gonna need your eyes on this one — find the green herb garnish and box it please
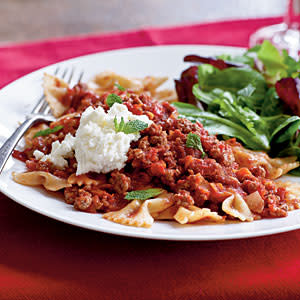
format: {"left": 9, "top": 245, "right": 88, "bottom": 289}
{"left": 125, "top": 188, "right": 164, "bottom": 200}
{"left": 186, "top": 132, "right": 205, "bottom": 157}
{"left": 114, "top": 83, "right": 126, "bottom": 91}
{"left": 33, "top": 125, "right": 64, "bottom": 138}
{"left": 107, "top": 94, "right": 123, "bottom": 107}
{"left": 114, "top": 117, "right": 148, "bottom": 134}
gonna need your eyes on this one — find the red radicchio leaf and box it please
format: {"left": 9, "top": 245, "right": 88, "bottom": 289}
{"left": 275, "top": 77, "right": 300, "bottom": 116}
{"left": 184, "top": 54, "right": 244, "bottom": 70}
{"left": 175, "top": 66, "right": 198, "bottom": 104}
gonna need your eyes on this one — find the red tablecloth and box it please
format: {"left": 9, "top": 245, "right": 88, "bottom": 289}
{"left": 1, "top": 17, "right": 300, "bottom": 300}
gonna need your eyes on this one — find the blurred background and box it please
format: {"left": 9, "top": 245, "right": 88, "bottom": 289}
{"left": 1, "top": 0, "right": 286, "bottom": 42}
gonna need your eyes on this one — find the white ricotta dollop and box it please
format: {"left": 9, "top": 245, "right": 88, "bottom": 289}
{"left": 34, "top": 103, "right": 151, "bottom": 175}
{"left": 33, "top": 133, "right": 75, "bottom": 169}
{"left": 74, "top": 103, "right": 151, "bottom": 175}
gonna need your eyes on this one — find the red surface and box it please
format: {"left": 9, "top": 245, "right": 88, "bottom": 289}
{"left": 1, "top": 17, "right": 300, "bottom": 300}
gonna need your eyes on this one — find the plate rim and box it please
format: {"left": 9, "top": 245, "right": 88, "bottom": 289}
{"left": 0, "top": 44, "right": 299, "bottom": 241}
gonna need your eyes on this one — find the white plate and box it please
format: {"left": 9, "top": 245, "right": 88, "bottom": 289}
{"left": 1, "top": 44, "right": 300, "bottom": 241}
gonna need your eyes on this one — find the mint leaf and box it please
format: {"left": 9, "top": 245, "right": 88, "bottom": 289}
{"left": 114, "top": 116, "right": 125, "bottom": 132}
{"left": 114, "top": 117, "right": 148, "bottom": 134}
{"left": 33, "top": 125, "right": 63, "bottom": 138}
{"left": 125, "top": 188, "right": 164, "bottom": 200}
{"left": 114, "top": 83, "right": 126, "bottom": 91}
{"left": 107, "top": 94, "right": 123, "bottom": 107}
{"left": 186, "top": 133, "right": 205, "bottom": 157}
{"left": 123, "top": 120, "right": 148, "bottom": 134}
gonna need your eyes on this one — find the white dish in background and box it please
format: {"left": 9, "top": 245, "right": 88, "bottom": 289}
{"left": 0, "top": 44, "right": 300, "bottom": 241}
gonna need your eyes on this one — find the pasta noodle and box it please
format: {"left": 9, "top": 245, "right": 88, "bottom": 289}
{"left": 153, "top": 89, "right": 177, "bottom": 102}
{"left": 153, "top": 205, "right": 179, "bottom": 220}
{"left": 229, "top": 142, "right": 299, "bottom": 179}
{"left": 173, "top": 206, "right": 224, "bottom": 224}
{"left": 92, "top": 71, "right": 144, "bottom": 92}
{"left": 90, "top": 71, "right": 177, "bottom": 102}
{"left": 222, "top": 193, "right": 253, "bottom": 221}
{"left": 43, "top": 73, "right": 69, "bottom": 117}
{"left": 146, "top": 193, "right": 174, "bottom": 214}
{"left": 67, "top": 174, "right": 101, "bottom": 186}
{"left": 12, "top": 171, "right": 71, "bottom": 191}
{"left": 276, "top": 181, "right": 300, "bottom": 210}
{"left": 103, "top": 200, "right": 154, "bottom": 228}
{"left": 103, "top": 193, "right": 173, "bottom": 228}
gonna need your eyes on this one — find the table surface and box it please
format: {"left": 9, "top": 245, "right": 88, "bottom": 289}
{"left": 1, "top": 0, "right": 286, "bottom": 42}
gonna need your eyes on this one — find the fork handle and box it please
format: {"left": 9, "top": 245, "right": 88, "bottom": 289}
{"left": 0, "top": 117, "right": 41, "bottom": 173}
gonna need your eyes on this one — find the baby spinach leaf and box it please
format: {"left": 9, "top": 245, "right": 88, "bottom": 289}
{"left": 173, "top": 101, "right": 270, "bottom": 150}
{"left": 288, "top": 167, "right": 300, "bottom": 176}
{"left": 274, "top": 119, "right": 300, "bottom": 144}
{"left": 261, "top": 87, "right": 283, "bottom": 116}
{"left": 181, "top": 112, "right": 270, "bottom": 150}
{"left": 193, "top": 85, "right": 226, "bottom": 106}
{"left": 217, "top": 54, "right": 255, "bottom": 68}
{"left": 237, "top": 84, "right": 256, "bottom": 98}
{"left": 192, "top": 84, "right": 215, "bottom": 105}
{"left": 269, "top": 115, "right": 300, "bottom": 140}
{"left": 172, "top": 102, "right": 203, "bottom": 115}
{"left": 277, "top": 146, "right": 300, "bottom": 158}
{"left": 197, "top": 64, "right": 267, "bottom": 110}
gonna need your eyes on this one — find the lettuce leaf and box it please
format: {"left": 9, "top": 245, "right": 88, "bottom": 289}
{"left": 196, "top": 64, "right": 267, "bottom": 111}
{"left": 257, "top": 40, "right": 287, "bottom": 82}
{"left": 217, "top": 53, "right": 255, "bottom": 68}
{"left": 261, "top": 87, "right": 283, "bottom": 116}
{"left": 269, "top": 116, "right": 300, "bottom": 142}
{"left": 256, "top": 40, "right": 300, "bottom": 83}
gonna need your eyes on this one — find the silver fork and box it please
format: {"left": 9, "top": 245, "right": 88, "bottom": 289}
{"left": 0, "top": 67, "right": 83, "bottom": 173}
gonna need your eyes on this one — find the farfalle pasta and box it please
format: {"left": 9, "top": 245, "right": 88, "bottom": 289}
{"left": 12, "top": 171, "right": 71, "bottom": 191}
{"left": 227, "top": 139, "right": 300, "bottom": 179}
{"left": 173, "top": 206, "right": 224, "bottom": 224}
{"left": 43, "top": 73, "right": 69, "bottom": 117}
{"left": 90, "top": 71, "right": 177, "bottom": 103}
{"left": 103, "top": 193, "right": 173, "bottom": 228}
{"left": 11, "top": 71, "right": 300, "bottom": 228}
{"left": 222, "top": 193, "right": 253, "bottom": 222}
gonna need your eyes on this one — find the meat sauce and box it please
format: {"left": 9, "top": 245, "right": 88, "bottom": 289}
{"left": 13, "top": 84, "right": 289, "bottom": 218}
